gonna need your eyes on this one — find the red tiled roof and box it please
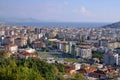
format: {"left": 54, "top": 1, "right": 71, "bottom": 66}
{"left": 20, "top": 51, "right": 37, "bottom": 57}
{"left": 78, "top": 67, "right": 97, "bottom": 74}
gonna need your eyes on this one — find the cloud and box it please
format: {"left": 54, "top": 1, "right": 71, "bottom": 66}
{"left": 80, "top": 7, "right": 89, "bottom": 15}
{"left": 74, "top": 6, "right": 91, "bottom": 16}
{"left": 63, "top": 1, "right": 69, "bottom": 6}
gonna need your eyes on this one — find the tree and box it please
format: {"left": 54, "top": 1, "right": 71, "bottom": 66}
{"left": 27, "top": 36, "right": 32, "bottom": 48}
{"left": 92, "top": 51, "right": 103, "bottom": 60}
{"left": 0, "top": 50, "right": 11, "bottom": 58}
{"left": 21, "top": 58, "right": 58, "bottom": 80}
{"left": 54, "top": 63, "right": 66, "bottom": 74}
{"left": 74, "top": 73, "right": 87, "bottom": 80}
{"left": 76, "top": 39, "right": 82, "bottom": 45}
{"left": 0, "top": 59, "right": 45, "bottom": 80}
{"left": 54, "top": 34, "right": 59, "bottom": 39}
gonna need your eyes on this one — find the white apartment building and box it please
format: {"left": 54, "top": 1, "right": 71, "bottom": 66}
{"left": 77, "top": 44, "right": 92, "bottom": 59}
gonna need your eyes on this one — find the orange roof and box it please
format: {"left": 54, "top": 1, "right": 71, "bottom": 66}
{"left": 85, "top": 67, "right": 97, "bottom": 73}
{"left": 79, "top": 67, "right": 97, "bottom": 73}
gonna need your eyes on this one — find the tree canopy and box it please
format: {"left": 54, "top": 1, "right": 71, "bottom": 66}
{"left": 92, "top": 51, "right": 103, "bottom": 60}
{"left": 0, "top": 51, "right": 87, "bottom": 80}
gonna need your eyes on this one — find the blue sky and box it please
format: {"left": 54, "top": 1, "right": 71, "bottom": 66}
{"left": 0, "top": 0, "right": 120, "bottom": 22}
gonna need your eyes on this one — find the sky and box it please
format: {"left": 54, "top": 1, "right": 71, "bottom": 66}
{"left": 0, "top": 0, "right": 120, "bottom": 22}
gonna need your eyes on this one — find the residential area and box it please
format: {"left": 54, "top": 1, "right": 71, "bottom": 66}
{"left": 0, "top": 25, "right": 120, "bottom": 80}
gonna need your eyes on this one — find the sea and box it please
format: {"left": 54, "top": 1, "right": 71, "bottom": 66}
{"left": 6, "top": 22, "right": 110, "bottom": 28}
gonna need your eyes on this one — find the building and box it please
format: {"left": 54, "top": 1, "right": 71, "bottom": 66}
{"left": 32, "top": 40, "right": 46, "bottom": 50}
{"left": 68, "top": 42, "right": 73, "bottom": 54}
{"left": 18, "top": 48, "right": 37, "bottom": 59}
{"left": 14, "top": 38, "right": 27, "bottom": 47}
{"left": 77, "top": 44, "right": 92, "bottom": 59}
{"left": 0, "top": 30, "right": 5, "bottom": 36}
{"left": 3, "top": 36, "right": 14, "bottom": 45}
{"left": 19, "top": 51, "right": 37, "bottom": 59}
{"left": 0, "top": 36, "right": 4, "bottom": 46}
{"left": 47, "top": 58, "right": 55, "bottom": 63}
{"left": 37, "top": 33, "right": 43, "bottom": 39}
{"left": 78, "top": 66, "right": 97, "bottom": 75}
{"left": 108, "top": 41, "right": 120, "bottom": 48}
{"left": 104, "top": 51, "right": 118, "bottom": 66}
{"left": 59, "top": 41, "right": 69, "bottom": 53}
{"left": 5, "top": 44, "right": 18, "bottom": 54}
{"left": 99, "top": 39, "right": 109, "bottom": 47}
{"left": 35, "top": 28, "right": 41, "bottom": 34}
{"left": 72, "top": 63, "right": 81, "bottom": 70}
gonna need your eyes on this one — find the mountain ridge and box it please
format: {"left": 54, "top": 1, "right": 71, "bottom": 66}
{"left": 102, "top": 21, "right": 120, "bottom": 28}
{"left": 0, "top": 17, "right": 41, "bottom": 23}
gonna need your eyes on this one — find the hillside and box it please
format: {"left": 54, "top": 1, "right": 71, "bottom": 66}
{"left": 102, "top": 21, "right": 120, "bottom": 28}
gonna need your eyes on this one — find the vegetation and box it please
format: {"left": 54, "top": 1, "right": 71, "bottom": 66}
{"left": 76, "top": 39, "right": 82, "bottom": 45}
{"left": 92, "top": 51, "right": 103, "bottom": 60}
{"left": 0, "top": 59, "right": 45, "bottom": 80}
{"left": 0, "top": 50, "right": 11, "bottom": 58}
{"left": 53, "top": 63, "right": 68, "bottom": 74}
{"left": 27, "top": 37, "right": 32, "bottom": 48}
{"left": 0, "top": 50, "right": 86, "bottom": 80}
{"left": 74, "top": 73, "right": 87, "bottom": 80}
{"left": 0, "top": 57, "right": 58, "bottom": 80}
{"left": 54, "top": 34, "right": 59, "bottom": 39}
{"left": 64, "top": 58, "right": 79, "bottom": 63}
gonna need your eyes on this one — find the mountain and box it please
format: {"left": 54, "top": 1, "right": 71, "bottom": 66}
{"left": 102, "top": 21, "right": 120, "bottom": 28}
{"left": 0, "top": 17, "right": 40, "bottom": 23}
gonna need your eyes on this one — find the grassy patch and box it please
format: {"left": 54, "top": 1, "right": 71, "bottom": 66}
{"left": 64, "top": 58, "right": 79, "bottom": 63}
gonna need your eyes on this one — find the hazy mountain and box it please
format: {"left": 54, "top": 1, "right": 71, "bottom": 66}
{"left": 102, "top": 21, "right": 120, "bottom": 28}
{"left": 0, "top": 17, "right": 40, "bottom": 23}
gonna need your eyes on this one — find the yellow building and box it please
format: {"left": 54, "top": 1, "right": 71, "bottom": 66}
{"left": 108, "top": 42, "right": 120, "bottom": 48}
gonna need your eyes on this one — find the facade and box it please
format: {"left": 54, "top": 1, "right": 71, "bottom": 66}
{"left": 77, "top": 44, "right": 92, "bottom": 59}
{"left": 0, "top": 30, "right": 5, "bottom": 36}
{"left": 78, "top": 48, "right": 92, "bottom": 59}
{"left": 14, "top": 38, "right": 27, "bottom": 47}
{"left": 5, "top": 44, "right": 18, "bottom": 54}
{"left": 73, "top": 63, "right": 81, "bottom": 70}
{"left": 19, "top": 51, "right": 37, "bottom": 59}
{"left": 108, "top": 42, "right": 120, "bottom": 48}
{"left": 58, "top": 41, "right": 75, "bottom": 54}
{"left": 104, "top": 51, "right": 118, "bottom": 66}
{"left": 37, "top": 33, "right": 43, "bottom": 39}
{"left": 18, "top": 48, "right": 37, "bottom": 59}
{"left": 32, "top": 40, "right": 46, "bottom": 50}
{"left": 0, "top": 36, "right": 3, "bottom": 46}
{"left": 3, "top": 36, "right": 14, "bottom": 45}
{"left": 68, "top": 42, "right": 73, "bottom": 54}
{"left": 99, "top": 39, "right": 109, "bottom": 47}
{"left": 59, "top": 41, "right": 69, "bottom": 53}
{"left": 0, "top": 36, "right": 2, "bottom": 46}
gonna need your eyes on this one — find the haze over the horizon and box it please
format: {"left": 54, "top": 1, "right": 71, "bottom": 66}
{"left": 0, "top": 0, "right": 120, "bottom": 22}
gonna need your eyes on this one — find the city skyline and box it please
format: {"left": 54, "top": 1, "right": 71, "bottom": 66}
{"left": 0, "top": 0, "right": 120, "bottom": 22}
